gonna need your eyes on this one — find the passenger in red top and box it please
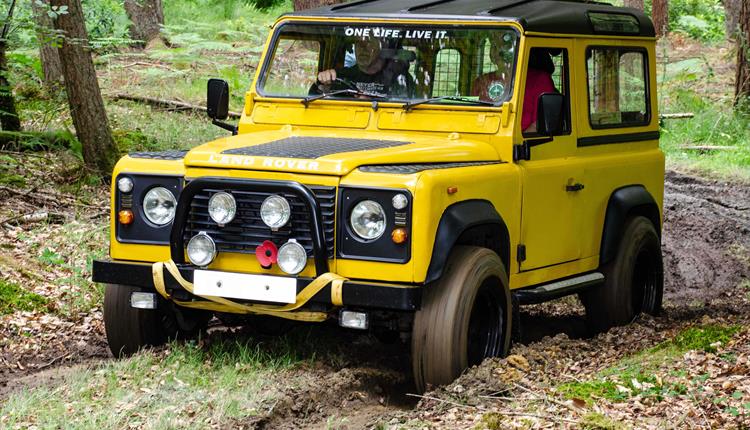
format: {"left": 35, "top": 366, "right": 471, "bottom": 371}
{"left": 521, "top": 49, "right": 558, "bottom": 132}
{"left": 522, "top": 68, "right": 556, "bottom": 131}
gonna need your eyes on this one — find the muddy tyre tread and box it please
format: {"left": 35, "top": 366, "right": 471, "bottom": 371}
{"left": 411, "top": 246, "right": 511, "bottom": 393}
{"left": 582, "top": 216, "right": 663, "bottom": 333}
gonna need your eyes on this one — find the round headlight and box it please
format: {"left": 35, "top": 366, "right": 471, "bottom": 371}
{"left": 208, "top": 192, "right": 236, "bottom": 225}
{"left": 117, "top": 177, "right": 133, "bottom": 193}
{"left": 277, "top": 240, "right": 307, "bottom": 275}
{"left": 350, "top": 200, "right": 386, "bottom": 240}
{"left": 143, "top": 187, "right": 177, "bottom": 226}
{"left": 187, "top": 232, "right": 216, "bottom": 267}
{"left": 261, "top": 195, "right": 291, "bottom": 229}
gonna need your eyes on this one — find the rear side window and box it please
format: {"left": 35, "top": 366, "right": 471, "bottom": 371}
{"left": 586, "top": 47, "right": 649, "bottom": 128}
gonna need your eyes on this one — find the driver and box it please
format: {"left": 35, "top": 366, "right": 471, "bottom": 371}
{"left": 316, "top": 37, "right": 412, "bottom": 97}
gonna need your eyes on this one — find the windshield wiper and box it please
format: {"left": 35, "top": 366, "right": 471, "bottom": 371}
{"left": 402, "top": 96, "right": 496, "bottom": 112}
{"left": 302, "top": 89, "right": 387, "bottom": 107}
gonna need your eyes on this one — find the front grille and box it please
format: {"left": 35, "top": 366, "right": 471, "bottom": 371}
{"left": 184, "top": 185, "right": 336, "bottom": 258}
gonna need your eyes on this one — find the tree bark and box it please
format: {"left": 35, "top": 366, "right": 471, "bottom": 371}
{"left": 736, "top": 0, "right": 750, "bottom": 105}
{"left": 724, "top": 0, "right": 742, "bottom": 40}
{"left": 652, "top": 0, "right": 669, "bottom": 38}
{"left": 293, "top": 0, "right": 344, "bottom": 11}
{"left": 51, "top": 0, "right": 118, "bottom": 176}
{"left": 123, "top": 0, "right": 164, "bottom": 47}
{"left": 31, "top": 0, "right": 64, "bottom": 88}
{"left": 0, "top": 0, "right": 21, "bottom": 132}
{"left": 624, "top": 0, "right": 644, "bottom": 11}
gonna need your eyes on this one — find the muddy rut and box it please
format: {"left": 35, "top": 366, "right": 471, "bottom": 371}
{"left": 1, "top": 170, "right": 749, "bottom": 428}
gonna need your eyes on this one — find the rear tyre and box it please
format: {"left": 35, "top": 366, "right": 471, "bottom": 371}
{"left": 411, "top": 246, "right": 511, "bottom": 393}
{"left": 580, "top": 216, "right": 663, "bottom": 334}
{"left": 103, "top": 284, "right": 210, "bottom": 357}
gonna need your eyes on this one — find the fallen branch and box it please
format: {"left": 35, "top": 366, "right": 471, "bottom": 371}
{"left": 494, "top": 410, "right": 579, "bottom": 424}
{"left": 660, "top": 112, "right": 694, "bottom": 120}
{"left": 513, "top": 383, "right": 582, "bottom": 413}
{"left": 0, "top": 185, "right": 107, "bottom": 211}
{"left": 37, "top": 353, "right": 73, "bottom": 370}
{"left": 405, "top": 393, "right": 471, "bottom": 410}
{"left": 111, "top": 94, "right": 242, "bottom": 119}
{"left": 681, "top": 145, "right": 736, "bottom": 152}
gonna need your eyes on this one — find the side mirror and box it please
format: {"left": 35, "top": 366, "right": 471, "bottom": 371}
{"left": 207, "top": 78, "right": 230, "bottom": 120}
{"left": 536, "top": 93, "right": 565, "bottom": 136}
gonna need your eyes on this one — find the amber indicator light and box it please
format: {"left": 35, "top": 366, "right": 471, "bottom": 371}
{"left": 447, "top": 186, "right": 458, "bottom": 195}
{"left": 391, "top": 228, "right": 408, "bottom": 244}
{"left": 118, "top": 210, "right": 134, "bottom": 225}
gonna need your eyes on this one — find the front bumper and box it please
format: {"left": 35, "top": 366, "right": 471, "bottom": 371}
{"left": 92, "top": 259, "right": 421, "bottom": 312}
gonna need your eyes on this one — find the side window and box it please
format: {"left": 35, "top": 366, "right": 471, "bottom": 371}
{"left": 522, "top": 48, "right": 570, "bottom": 135}
{"left": 263, "top": 39, "right": 321, "bottom": 96}
{"left": 433, "top": 48, "right": 461, "bottom": 97}
{"left": 587, "top": 47, "right": 649, "bottom": 128}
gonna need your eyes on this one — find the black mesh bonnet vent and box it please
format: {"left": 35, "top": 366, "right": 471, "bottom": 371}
{"left": 222, "top": 136, "right": 413, "bottom": 159}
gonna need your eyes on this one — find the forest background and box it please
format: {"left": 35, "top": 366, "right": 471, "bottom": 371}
{"left": 0, "top": 0, "right": 748, "bottom": 428}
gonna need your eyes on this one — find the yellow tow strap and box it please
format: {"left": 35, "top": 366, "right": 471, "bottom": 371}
{"left": 152, "top": 260, "right": 347, "bottom": 322}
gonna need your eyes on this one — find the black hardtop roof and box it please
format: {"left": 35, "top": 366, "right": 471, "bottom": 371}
{"left": 285, "top": 0, "right": 655, "bottom": 37}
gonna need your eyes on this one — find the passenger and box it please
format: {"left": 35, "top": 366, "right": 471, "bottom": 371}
{"left": 472, "top": 32, "right": 516, "bottom": 103}
{"left": 316, "top": 37, "right": 413, "bottom": 97}
{"left": 521, "top": 49, "right": 558, "bottom": 132}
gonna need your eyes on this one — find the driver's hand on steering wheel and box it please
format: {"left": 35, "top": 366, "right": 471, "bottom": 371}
{"left": 317, "top": 69, "right": 337, "bottom": 85}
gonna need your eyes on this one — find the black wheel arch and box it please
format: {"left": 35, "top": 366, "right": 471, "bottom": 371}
{"left": 425, "top": 199, "right": 511, "bottom": 285}
{"left": 600, "top": 185, "right": 661, "bottom": 266}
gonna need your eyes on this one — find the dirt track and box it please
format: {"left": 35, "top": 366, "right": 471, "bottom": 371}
{"left": 1, "top": 170, "right": 749, "bottom": 428}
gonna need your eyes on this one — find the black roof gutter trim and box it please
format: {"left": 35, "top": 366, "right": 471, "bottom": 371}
{"left": 280, "top": 12, "right": 521, "bottom": 22}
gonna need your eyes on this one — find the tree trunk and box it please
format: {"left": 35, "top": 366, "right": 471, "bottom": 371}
{"left": 123, "top": 0, "right": 164, "bottom": 47}
{"left": 31, "top": 0, "right": 64, "bottom": 89}
{"left": 293, "top": 0, "right": 344, "bottom": 11}
{"left": 724, "top": 0, "right": 742, "bottom": 40}
{"left": 0, "top": 0, "right": 20, "bottom": 132}
{"left": 624, "top": 0, "right": 644, "bottom": 11}
{"left": 51, "top": 0, "right": 118, "bottom": 176}
{"left": 0, "top": 40, "right": 21, "bottom": 131}
{"left": 736, "top": 0, "right": 750, "bottom": 106}
{"left": 652, "top": 0, "right": 669, "bottom": 37}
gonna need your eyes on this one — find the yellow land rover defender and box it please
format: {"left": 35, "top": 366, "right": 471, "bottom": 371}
{"left": 93, "top": 0, "right": 665, "bottom": 392}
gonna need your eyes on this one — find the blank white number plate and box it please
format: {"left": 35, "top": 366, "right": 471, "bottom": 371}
{"left": 193, "top": 270, "right": 297, "bottom": 304}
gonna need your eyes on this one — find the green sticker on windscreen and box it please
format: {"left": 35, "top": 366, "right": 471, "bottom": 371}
{"left": 488, "top": 82, "right": 505, "bottom": 101}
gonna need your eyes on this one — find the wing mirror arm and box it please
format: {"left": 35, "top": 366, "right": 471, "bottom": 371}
{"left": 513, "top": 93, "right": 565, "bottom": 162}
{"left": 212, "top": 119, "right": 238, "bottom": 135}
{"left": 207, "top": 78, "right": 238, "bottom": 135}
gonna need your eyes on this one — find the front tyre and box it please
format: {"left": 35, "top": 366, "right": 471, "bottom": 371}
{"left": 581, "top": 216, "right": 663, "bottom": 333}
{"left": 103, "top": 284, "right": 210, "bottom": 357}
{"left": 411, "top": 246, "right": 511, "bottom": 393}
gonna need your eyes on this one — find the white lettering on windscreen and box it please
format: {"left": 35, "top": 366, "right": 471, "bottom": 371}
{"left": 344, "top": 27, "right": 448, "bottom": 39}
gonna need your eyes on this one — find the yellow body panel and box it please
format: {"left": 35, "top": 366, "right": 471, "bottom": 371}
{"left": 106, "top": 15, "right": 664, "bottom": 300}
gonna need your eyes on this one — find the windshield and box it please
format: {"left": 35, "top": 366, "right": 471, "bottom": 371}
{"left": 258, "top": 23, "right": 519, "bottom": 106}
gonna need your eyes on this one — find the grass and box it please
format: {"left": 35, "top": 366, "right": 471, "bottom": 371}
{"left": 0, "top": 338, "right": 298, "bottom": 429}
{"left": 0, "top": 279, "right": 49, "bottom": 315}
{"left": 108, "top": 102, "right": 226, "bottom": 152}
{"left": 557, "top": 324, "right": 742, "bottom": 403}
{"left": 660, "top": 105, "right": 750, "bottom": 178}
{"left": 0, "top": 326, "right": 347, "bottom": 429}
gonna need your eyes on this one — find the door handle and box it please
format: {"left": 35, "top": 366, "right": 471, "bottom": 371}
{"left": 566, "top": 183, "right": 585, "bottom": 192}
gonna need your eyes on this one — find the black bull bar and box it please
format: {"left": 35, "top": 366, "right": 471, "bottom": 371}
{"left": 171, "top": 177, "right": 329, "bottom": 276}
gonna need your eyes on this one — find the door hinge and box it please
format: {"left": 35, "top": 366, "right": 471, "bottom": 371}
{"left": 517, "top": 244, "right": 526, "bottom": 263}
